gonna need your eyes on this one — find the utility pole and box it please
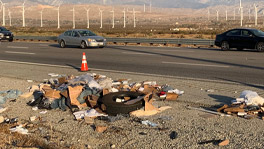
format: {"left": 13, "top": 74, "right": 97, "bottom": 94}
{"left": 8, "top": 9, "right": 11, "bottom": 26}
{"left": 70, "top": 7, "right": 75, "bottom": 29}
{"left": 2, "top": 3, "right": 5, "bottom": 26}
{"left": 99, "top": 8, "right": 103, "bottom": 29}
{"left": 144, "top": 3, "right": 145, "bottom": 13}
{"left": 110, "top": 9, "right": 114, "bottom": 28}
{"left": 40, "top": 9, "right": 43, "bottom": 27}
{"left": 57, "top": 5, "right": 60, "bottom": 29}
{"left": 123, "top": 8, "right": 126, "bottom": 28}
{"left": 22, "top": 0, "right": 26, "bottom": 27}
{"left": 234, "top": 8, "right": 236, "bottom": 20}
{"left": 248, "top": 8, "right": 251, "bottom": 20}
{"left": 85, "top": 8, "right": 90, "bottom": 29}
{"left": 254, "top": 4, "right": 257, "bottom": 26}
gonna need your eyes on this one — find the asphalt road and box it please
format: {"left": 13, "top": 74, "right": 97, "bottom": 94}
{"left": 0, "top": 41, "right": 263, "bottom": 86}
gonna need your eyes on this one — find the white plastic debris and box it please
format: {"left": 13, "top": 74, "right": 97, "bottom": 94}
{"left": 168, "top": 89, "right": 184, "bottom": 95}
{"left": 111, "top": 88, "right": 119, "bottom": 92}
{"left": 9, "top": 125, "right": 29, "bottom": 135}
{"left": 206, "top": 89, "right": 214, "bottom": 93}
{"left": 48, "top": 73, "right": 59, "bottom": 77}
{"left": 30, "top": 116, "right": 37, "bottom": 121}
{"left": 143, "top": 81, "right": 157, "bottom": 86}
{"left": 27, "top": 80, "right": 33, "bottom": 83}
{"left": 0, "top": 107, "right": 7, "bottom": 113}
{"left": 116, "top": 98, "right": 123, "bottom": 103}
{"left": 141, "top": 120, "right": 158, "bottom": 127}
{"left": 237, "top": 90, "right": 264, "bottom": 106}
{"left": 32, "top": 107, "right": 38, "bottom": 111}
{"left": 40, "top": 111, "right": 47, "bottom": 114}
{"left": 237, "top": 112, "right": 247, "bottom": 116}
{"left": 112, "top": 82, "right": 121, "bottom": 85}
{"left": 138, "top": 87, "right": 144, "bottom": 92}
{"left": 73, "top": 109, "right": 107, "bottom": 120}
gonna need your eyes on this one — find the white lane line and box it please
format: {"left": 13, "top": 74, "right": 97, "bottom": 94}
{"left": 162, "top": 61, "right": 230, "bottom": 68}
{"left": 153, "top": 49, "right": 194, "bottom": 52}
{"left": 7, "top": 46, "right": 29, "bottom": 49}
{"left": 122, "top": 52, "right": 155, "bottom": 56}
{"left": 5, "top": 51, "right": 35, "bottom": 55}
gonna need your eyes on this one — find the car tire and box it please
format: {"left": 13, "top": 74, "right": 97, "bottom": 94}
{"left": 101, "top": 91, "right": 145, "bottom": 116}
{"left": 237, "top": 47, "right": 243, "bottom": 51}
{"left": 99, "top": 46, "right": 104, "bottom": 48}
{"left": 221, "top": 41, "right": 230, "bottom": 51}
{"left": 80, "top": 41, "right": 87, "bottom": 49}
{"left": 9, "top": 38, "right": 13, "bottom": 42}
{"left": 60, "top": 40, "right": 66, "bottom": 48}
{"left": 256, "top": 42, "right": 264, "bottom": 52}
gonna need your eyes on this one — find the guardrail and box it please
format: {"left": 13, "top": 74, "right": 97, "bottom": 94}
{"left": 14, "top": 36, "right": 215, "bottom": 47}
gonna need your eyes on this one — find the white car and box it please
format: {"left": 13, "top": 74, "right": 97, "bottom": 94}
{"left": 58, "top": 29, "right": 107, "bottom": 48}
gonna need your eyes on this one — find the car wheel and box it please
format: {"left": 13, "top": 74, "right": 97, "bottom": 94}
{"left": 221, "top": 41, "right": 230, "bottom": 51}
{"left": 99, "top": 46, "right": 104, "bottom": 48}
{"left": 80, "top": 41, "right": 87, "bottom": 49}
{"left": 237, "top": 47, "right": 243, "bottom": 51}
{"left": 101, "top": 91, "right": 145, "bottom": 116}
{"left": 256, "top": 42, "right": 264, "bottom": 52}
{"left": 9, "top": 38, "right": 13, "bottom": 42}
{"left": 60, "top": 40, "right": 66, "bottom": 48}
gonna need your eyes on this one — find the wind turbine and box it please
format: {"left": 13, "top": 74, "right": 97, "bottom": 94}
{"left": 149, "top": 0, "right": 152, "bottom": 13}
{"left": 225, "top": 9, "right": 228, "bottom": 21}
{"left": 22, "top": 0, "right": 26, "bottom": 27}
{"left": 8, "top": 9, "right": 11, "bottom": 26}
{"left": 216, "top": 10, "right": 219, "bottom": 21}
{"left": 110, "top": 8, "right": 114, "bottom": 28}
{"left": 85, "top": 8, "right": 90, "bottom": 28}
{"left": 239, "top": 0, "right": 243, "bottom": 26}
{"left": 254, "top": 4, "right": 258, "bottom": 26}
{"left": 70, "top": 6, "right": 75, "bottom": 29}
{"left": 123, "top": 8, "right": 126, "bottom": 28}
{"left": 40, "top": 8, "right": 44, "bottom": 27}
{"left": 99, "top": 8, "right": 103, "bottom": 29}
{"left": 0, "top": 0, "right": 5, "bottom": 26}
{"left": 57, "top": 5, "right": 60, "bottom": 29}
{"left": 248, "top": 8, "right": 251, "bottom": 20}
{"left": 207, "top": 8, "right": 210, "bottom": 21}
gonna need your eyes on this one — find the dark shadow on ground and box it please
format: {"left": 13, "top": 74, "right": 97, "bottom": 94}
{"left": 192, "top": 47, "right": 259, "bottom": 52}
{"left": 109, "top": 46, "right": 264, "bottom": 71}
{"left": 208, "top": 94, "right": 234, "bottom": 105}
{"left": 66, "top": 64, "right": 81, "bottom": 71}
{"left": 216, "top": 77, "right": 264, "bottom": 90}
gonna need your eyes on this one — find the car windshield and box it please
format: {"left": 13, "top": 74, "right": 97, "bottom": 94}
{"left": 0, "top": 27, "right": 8, "bottom": 31}
{"left": 251, "top": 29, "right": 264, "bottom": 37}
{"left": 78, "top": 30, "right": 97, "bottom": 36}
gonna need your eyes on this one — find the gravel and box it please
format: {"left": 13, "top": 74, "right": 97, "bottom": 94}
{"left": 0, "top": 62, "right": 264, "bottom": 148}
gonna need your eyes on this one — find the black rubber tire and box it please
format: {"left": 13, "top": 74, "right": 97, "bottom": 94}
{"left": 99, "top": 46, "right": 104, "bottom": 48}
{"left": 60, "top": 40, "right": 66, "bottom": 48}
{"left": 9, "top": 38, "right": 13, "bottom": 42}
{"left": 80, "top": 41, "right": 87, "bottom": 49}
{"left": 256, "top": 42, "right": 264, "bottom": 52}
{"left": 221, "top": 41, "right": 230, "bottom": 51}
{"left": 101, "top": 91, "right": 145, "bottom": 116}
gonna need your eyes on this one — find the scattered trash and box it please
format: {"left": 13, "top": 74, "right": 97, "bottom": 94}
{"left": 0, "top": 90, "right": 22, "bottom": 104}
{"left": 187, "top": 105, "right": 231, "bottom": 117}
{"left": 27, "top": 80, "right": 33, "bottom": 83}
{"left": 30, "top": 116, "right": 37, "bottom": 121}
{"left": 170, "top": 131, "right": 178, "bottom": 139}
{"left": 110, "top": 144, "right": 116, "bottom": 148}
{"left": 218, "top": 139, "right": 229, "bottom": 146}
{"left": 9, "top": 125, "right": 29, "bottom": 135}
{"left": 139, "top": 132, "right": 147, "bottom": 135}
{"left": 95, "top": 126, "right": 107, "bottom": 133}
{"left": 32, "top": 107, "right": 38, "bottom": 111}
{"left": 0, "top": 116, "right": 4, "bottom": 123}
{"left": 141, "top": 120, "right": 158, "bottom": 127}
{"left": 73, "top": 109, "right": 107, "bottom": 120}
{"left": 40, "top": 111, "right": 47, "bottom": 114}
{"left": 0, "top": 106, "right": 7, "bottom": 113}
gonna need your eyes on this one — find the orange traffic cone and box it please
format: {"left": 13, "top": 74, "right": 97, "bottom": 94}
{"left": 81, "top": 52, "right": 89, "bottom": 71}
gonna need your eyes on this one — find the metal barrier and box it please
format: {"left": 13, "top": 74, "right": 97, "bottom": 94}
{"left": 14, "top": 36, "right": 215, "bottom": 46}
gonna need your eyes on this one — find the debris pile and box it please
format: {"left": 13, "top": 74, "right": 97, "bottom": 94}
{"left": 19, "top": 73, "right": 183, "bottom": 117}
{"left": 217, "top": 90, "right": 264, "bottom": 119}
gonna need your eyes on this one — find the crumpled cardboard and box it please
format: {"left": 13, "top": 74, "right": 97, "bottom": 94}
{"left": 95, "top": 126, "right": 107, "bottom": 133}
{"left": 58, "top": 77, "right": 67, "bottom": 84}
{"left": 166, "top": 93, "right": 179, "bottom": 101}
{"left": 45, "top": 89, "right": 61, "bottom": 99}
{"left": 68, "top": 86, "right": 83, "bottom": 107}
{"left": 130, "top": 106, "right": 172, "bottom": 117}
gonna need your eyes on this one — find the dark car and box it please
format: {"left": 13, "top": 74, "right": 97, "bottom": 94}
{"left": 0, "top": 26, "right": 14, "bottom": 42}
{"left": 215, "top": 28, "right": 264, "bottom": 52}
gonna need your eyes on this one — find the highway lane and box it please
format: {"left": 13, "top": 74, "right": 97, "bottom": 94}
{"left": 0, "top": 41, "right": 263, "bottom": 85}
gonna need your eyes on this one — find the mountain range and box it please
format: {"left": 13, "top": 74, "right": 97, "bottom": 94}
{"left": 2, "top": 0, "right": 263, "bottom": 9}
